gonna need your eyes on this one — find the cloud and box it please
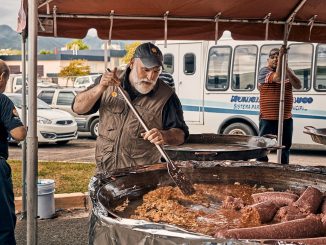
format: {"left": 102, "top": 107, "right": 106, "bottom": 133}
{"left": 0, "top": 0, "right": 21, "bottom": 28}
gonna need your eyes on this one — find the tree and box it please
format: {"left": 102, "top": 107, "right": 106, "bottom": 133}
{"left": 0, "top": 49, "right": 22, "bottom": 55}
{"left": 122, "top": 41, "right": 141, "bottom": 64}
{"left": 39, "top": 49, "right": 53, "bottom": 55}
{"left": 59, "top": 59, "right": 90, "bottom": 86}
{"left": 66, "top": 39, "right": 89, "bottom": 50}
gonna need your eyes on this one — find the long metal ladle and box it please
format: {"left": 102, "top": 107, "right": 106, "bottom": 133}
{"left": 116, "top": 85, "right": 195, "bottom": 195}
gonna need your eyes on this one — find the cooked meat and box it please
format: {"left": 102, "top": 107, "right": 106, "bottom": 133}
{"left": 215, "top": 216, "right": 324, "bottom": 239}
{"left": 293, "top": 187, "right": 323, "bottom": 214}
{"left": 241, "top": 201, "right": 278, "bottom": 224}
{"left": 222, "top": 196, "right": 244, "bottom": 210}
{"left": 274, "top": 205, "right": 307, "bottom": 222}
{"left": 252, "top": 192, "right": 299, "bottom": 207}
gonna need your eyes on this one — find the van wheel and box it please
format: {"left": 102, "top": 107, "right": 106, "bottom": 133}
{"left": 90, "top": 118, "right": 99, "bottom": 139}
{"left": 223, "top": 123, "right": 255, "bottom": 136}
{"left": 56, "top": 140, "right": 69, "bottom": 145}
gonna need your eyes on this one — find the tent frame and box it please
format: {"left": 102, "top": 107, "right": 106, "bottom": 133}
{"left": 25, "top": 0, "right": 323, "bottom": 244}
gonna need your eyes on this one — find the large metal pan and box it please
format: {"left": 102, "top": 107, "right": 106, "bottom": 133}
{"left": 303, "top": 126, "right": 326, "bottom": 145}
{"left": 90, "top": 161, "right": 326, "bottom": 245}
{"left": 164, "top": 134, "right": 278, "bottom": 161}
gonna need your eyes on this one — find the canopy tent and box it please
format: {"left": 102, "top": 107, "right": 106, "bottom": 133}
{"left": 31, "top": 0, "right": 326, "bottom": 42}
{"left": 19, "top": 0, "right": 326, "bottom": 244}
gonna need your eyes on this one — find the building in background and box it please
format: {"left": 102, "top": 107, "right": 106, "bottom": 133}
{"left": 0, "top": 49, "right": 126, "bottom": 86}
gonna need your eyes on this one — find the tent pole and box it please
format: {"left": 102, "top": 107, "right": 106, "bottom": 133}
{"left": 276, "top": 24, "right": 289, "bottom": 164}
{"left": 20, "top": 36, "right": 27, "bottom": 220}
{"left": 27, "top": 0, "right": 38, "bottom": 244}
{"left": 104, "top": 40, "right": 108, "bottom": 70}
{"left": 277, "top": 0, "right": 306, "bottom": 164}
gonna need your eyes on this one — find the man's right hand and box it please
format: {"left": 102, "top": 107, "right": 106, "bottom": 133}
{"left": 99, "top": 67, "right": 120, "bottom": 89}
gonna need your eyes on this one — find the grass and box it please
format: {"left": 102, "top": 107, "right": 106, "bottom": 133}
{"left": 8, "top": 160, "right": 96, "bottom": 197}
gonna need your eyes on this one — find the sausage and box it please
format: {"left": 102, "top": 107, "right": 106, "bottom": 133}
{"left": 274, "top": 205, "right": 307, "bottom": 222}
{"left": 252, "top": 192, "right": 299, "bottom": 207}
{"left": 320, "top": 197, "right": 326, "bottom": 214}
{"left": 273, "top": 187, "right": 323, "bottom": 222}
{"left": 293, "top": 187, "right": 323, "bottom": 214}
{"left": 241, "top": 201, "right": 278, "bottom": 224}
{"left": 215, "top": 216, "right": 324, "bottom": 239}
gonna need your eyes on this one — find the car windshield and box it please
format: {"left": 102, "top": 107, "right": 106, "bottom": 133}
{"left": 91, "top": 75, "right": 100, "bottom": 82}
{"left": 8, "top": 95, "right": 51, "bottom": 109}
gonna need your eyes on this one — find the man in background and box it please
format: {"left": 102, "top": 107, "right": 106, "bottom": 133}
{"left": 257, "top": 46, "right": 301, "bottom": 164}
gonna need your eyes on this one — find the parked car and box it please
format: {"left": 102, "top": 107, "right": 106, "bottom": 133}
{"left": 37, "top": 88, "right": 100, "bottom": 138}
{"left": 73, "top": 74, "right": 101, "bottom": 89}
{"left": 6, "top": 74, "right": 60, "bottom": 93}
{"left": 6, "top": 93, "right": 78, "bottom": 145}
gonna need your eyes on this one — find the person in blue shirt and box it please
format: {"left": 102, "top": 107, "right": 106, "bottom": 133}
{"left": 0, "top": 59, "right": 27, "bottom": 245}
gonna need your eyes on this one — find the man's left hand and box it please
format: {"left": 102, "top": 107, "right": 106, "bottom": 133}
{"left": 141, "top": 128, "right": 165, "bottom": 145}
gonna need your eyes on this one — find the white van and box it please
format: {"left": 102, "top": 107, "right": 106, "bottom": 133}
{"left": 156, "top": 39, "right": 326, "bottom": 150}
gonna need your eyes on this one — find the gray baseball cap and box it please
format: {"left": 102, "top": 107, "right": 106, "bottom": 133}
{"left": 133, "top": 42, "right": 163, "bottom": 68}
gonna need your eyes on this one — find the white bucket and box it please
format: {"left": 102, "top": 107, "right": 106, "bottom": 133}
{"left": 37, "top": 179, "right": 55, "bottom": 219}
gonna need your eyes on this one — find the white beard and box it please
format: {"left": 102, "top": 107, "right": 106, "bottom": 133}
{"left": 130, "top": 67, "right": 157, "bottom": 94}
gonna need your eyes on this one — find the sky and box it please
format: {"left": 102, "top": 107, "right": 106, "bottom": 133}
{"left": 0, "top": 0, "right": 21, "bottom": 29}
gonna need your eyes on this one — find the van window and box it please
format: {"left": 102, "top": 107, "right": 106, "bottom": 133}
{"left": 315, "top": 44, "right": 326, "bottom": 91}
{"left": 288, "top": 43, "right": 313, "bottom": 91}
{"left": 232, "top": 45, "right": 257, "bottom": 91}
{"left": 259, "top": 44, "right": 281, "bottom": 71}
{"left": 38, "top": 91, "right": 55, "bottom": 104}
{"left": 260, "top": 44, "right": 312, "bottom": 91}
{"left": 16, "top": 77, "right": 22, "bottom": 86}
{"left": 163, "top": 54, "right": 174, "bottom": 74}
{"left": 184, "top": 53, "right": 195, "bottom": 75}
{"left": 57, "top": 91, "right": 75, "bottom": 106}
{"left": 206, "top": 46, "right": 232, "bottom": 91}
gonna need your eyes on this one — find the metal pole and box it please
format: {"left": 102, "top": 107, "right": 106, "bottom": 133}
{"left": 20, "top": 36, "right": 27, "bottom": 219}
{"left": 37, "top": 13, "right": 326, "bottom": 27}
{"left": 104, "top": 40, "right": 108, "bottom": 70}
{"left": 276, "top": 24, "right": 288, "bottom": 164}
{"left": 27, "top": 0, "right": 38, "bottom": 244}
{"left": 276, "top": 0, "right": 307, "bottom": 164}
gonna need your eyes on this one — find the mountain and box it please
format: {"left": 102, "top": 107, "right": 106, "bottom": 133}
{"left": 0, "top": 25, "right": 129, "bottom": 51}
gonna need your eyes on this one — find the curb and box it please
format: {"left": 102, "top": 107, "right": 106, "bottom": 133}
{"left": 15, "top": 192, "right": 91, "bottom": 214}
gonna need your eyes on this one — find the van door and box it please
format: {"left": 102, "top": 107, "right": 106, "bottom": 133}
{"left": 178, "top": 42, "right": 203, "bottom": 123}
{"left": 159, "top": 42, "right": 204, "bottom": 124}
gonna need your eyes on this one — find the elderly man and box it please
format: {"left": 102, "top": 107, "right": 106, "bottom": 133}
{"left": 257, "top": 46, "right": 301, "bottom": 164}
{"left": 0, "top": 59, "right": 27, "bottom": 245}
{"left": 73, "top": 42, "right": 188, "bottom": 174}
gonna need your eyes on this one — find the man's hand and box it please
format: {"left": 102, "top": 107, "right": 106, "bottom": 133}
{"left": 141, "top": 128, "right": 165, "bottom": 145}
{"left": 279, "top": 45, "right": 287, "bottom": 57}
{"left": 99, "top": 67, "right": 120, "bottom": 89}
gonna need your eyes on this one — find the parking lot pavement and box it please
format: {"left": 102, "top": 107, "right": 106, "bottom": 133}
{"left": 9, "top": 137, "right": 96, "bottom": 163}
{"left": 8, "top": 134, "right": 326, "bottom": 166}
{"left": 15, "top": 209, "right": 89, "bottom": 245}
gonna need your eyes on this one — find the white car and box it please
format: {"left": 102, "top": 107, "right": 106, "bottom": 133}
{"left": 7, "top": 93, "right": 78, "bottom": 145}
{"left": 37, "top": 88, "right": 100, "bottom": 138}
{"left": 73, "top": 74, "right": 101, "bottom": 88}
